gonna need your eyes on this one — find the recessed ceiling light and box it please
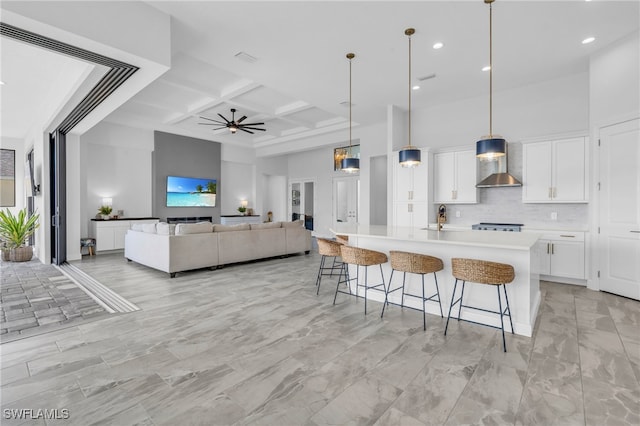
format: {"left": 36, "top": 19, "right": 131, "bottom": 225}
{"left": 582, "top": 37, "right": 595, "bottom": 44}
{"left": 0, "top": 81, "right": 4, "bottom": 85}
{"left": 433, "top": 42, "right": 444, "bottom": 50}
{"left": 482, "top": 65, "right": 491, "bottom": 72}
{"left": 412, "top": 85, "right": 421, "bottom": 90}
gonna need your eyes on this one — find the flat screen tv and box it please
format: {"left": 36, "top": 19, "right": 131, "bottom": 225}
{"left": 166, "top": 176, "right": 217, "bottom": 207}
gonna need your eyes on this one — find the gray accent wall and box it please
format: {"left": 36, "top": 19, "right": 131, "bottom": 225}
{"left": 153, "top": 131, "right": 222, "bottom": 222}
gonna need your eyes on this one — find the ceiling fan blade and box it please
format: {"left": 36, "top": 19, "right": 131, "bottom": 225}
{"left": 241, "top": 128, "right": 266, "bottom": 132}
{"left": 217, "top": 113, "right": 231, "bottom": 123}
{"left": 237, "top": 115, "right": 247, "bottom": 123}
{"left": 199, "top": 116, "right": 226, "bottom": 124}
{"left": 240, "top": 128, "right": 255, "bottom": 134}
{"left": 208, "top": 126, "right": 228, "bottom": 131}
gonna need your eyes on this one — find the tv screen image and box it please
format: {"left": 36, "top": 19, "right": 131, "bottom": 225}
{"left": 166, "top": 176, "right": 217, "bottom": 207}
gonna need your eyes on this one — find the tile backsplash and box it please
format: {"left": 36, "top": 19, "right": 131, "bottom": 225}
{"left": 434, "top": 142, "right": 589, "bottom": 230}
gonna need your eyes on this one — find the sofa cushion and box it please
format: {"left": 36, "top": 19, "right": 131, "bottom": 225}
{"left": 131, "top": 223, "right": 144, "bottom": 231}
{"left": 142, "top": 223, "right": 157, "bottom": 233}
{"left": 281, "top": 220, "right": 305, "bottom": 229}
{"left": 250, "top": 222, "right": 282, "bottom": 230}
{"left": 213, "top": 224, "right": 251, "bottom": 232}
{"left": 175, "top": 222, "right": 213, "bottom": 235}
{"left": 156, "top": 222, "right": 176, "bottom": 235}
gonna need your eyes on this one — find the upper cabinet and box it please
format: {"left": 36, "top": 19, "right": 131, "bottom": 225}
{"left": 522, "top": 137, "right": 587, "bottom": 203}
{"left": 433, "top": 149, "right": 477, "bottom": 204}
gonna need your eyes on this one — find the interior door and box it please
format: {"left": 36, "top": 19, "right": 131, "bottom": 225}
{"left": 599, "top": 118, "right": 640, "bottom": 300}
{"left": 334, "top": 176, "right": 359, "bottom": 224}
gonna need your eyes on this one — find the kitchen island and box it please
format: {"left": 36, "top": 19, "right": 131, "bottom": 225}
{"left": 331, "top": 225, "right": 541, "bottom": 337}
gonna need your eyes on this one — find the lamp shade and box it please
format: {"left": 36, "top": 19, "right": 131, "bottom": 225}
{"left": 476, "top": 137, "right": 506, "bottom": 160}
{"left": 341, "top": 157, "right": 360, "bottom": 173}
{"left": 399, "top": 147, "right": 421, "bottom": 168}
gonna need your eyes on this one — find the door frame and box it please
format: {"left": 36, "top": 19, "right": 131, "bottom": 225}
{"left": 288, "top": 177, "right": 316, "bottom": 229}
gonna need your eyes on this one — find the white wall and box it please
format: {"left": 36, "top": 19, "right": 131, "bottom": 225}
{"left": 80, "top": 122, "right": 154, "bottom": 237}
{"left": 221, "top": 161, "right": 255, "bottom": 216}
{"left": 412, "top": 72, "right": 589, "bottom": 150}
{"left": 590, "top": 31, "right": 640, "bottom": 127}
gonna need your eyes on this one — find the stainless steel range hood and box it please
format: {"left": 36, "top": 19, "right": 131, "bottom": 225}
{"left": 476, "top": 172, "right": 522, "bottom": 187}
{"left": 475, "top": 144, "right": 522, "bottom": 188}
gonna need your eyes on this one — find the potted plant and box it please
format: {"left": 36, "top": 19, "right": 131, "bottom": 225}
{"left": 0, "top": 208, "right": 40, "bottom": 262}
{"left": 98, "top": 205, "right": 113, "bottom": 220}
{"left": 237, "top": 206, "right": 247, "bottom": 216}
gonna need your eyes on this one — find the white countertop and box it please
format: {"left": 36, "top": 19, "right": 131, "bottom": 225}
{"left": 331, "top": 224, "right": 540, "bottom": 250}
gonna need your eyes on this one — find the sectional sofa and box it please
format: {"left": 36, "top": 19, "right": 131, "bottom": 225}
{"left": 124, "top": 220, "right": 312, "bottom": 277}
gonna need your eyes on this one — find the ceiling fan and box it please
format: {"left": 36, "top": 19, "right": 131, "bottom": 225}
{"left": 198, "top": 108, "right": 266, "bottom": 134}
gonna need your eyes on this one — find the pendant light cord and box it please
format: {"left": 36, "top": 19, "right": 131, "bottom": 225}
{"left": 408, "top": 31, "right": 412, "bottom": 148}
{"left": 349, "top": 54, "right": 353, "bottom": 156}
{"left": 488, "top": 0, "right": 493, "bottom": 138}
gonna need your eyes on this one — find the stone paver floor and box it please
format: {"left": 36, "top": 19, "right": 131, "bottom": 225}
{"left": 1, "top": 257, "right": 110, "bottom": 343}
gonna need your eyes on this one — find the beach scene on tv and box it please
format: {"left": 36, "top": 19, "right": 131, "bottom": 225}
{"left": 166, "top": 176, "right": 217, "bottom": 207}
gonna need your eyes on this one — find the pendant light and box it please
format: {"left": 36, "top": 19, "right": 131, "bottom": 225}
{"left": 476, "top": 0, "right": 506, "bottom": 160}
{"left": 341, "top": 53, "right": 360, "bottom": 173}
{"left": 399, "top": 28, "right": 421, "bottom": 168}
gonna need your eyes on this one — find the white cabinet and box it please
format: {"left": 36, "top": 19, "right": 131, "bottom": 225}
{"left": 392, "top": 152, "right": 428, "bottom": 227}
{"left": 534, "top": 231, "right": 585, "bottom": 281}
{"left": 394, "top": 202, "right": 429, "bottom": 229}
{"left": 522, "top": 137, "right": 587, "bottom": 203}
{"left": 433, "top": 150, "right": 477, "bottom": 204}
{"left": 91, "top": 218, "right": 159, "bottom": 252}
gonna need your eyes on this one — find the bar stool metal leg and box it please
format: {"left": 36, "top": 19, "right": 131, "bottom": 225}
{"left": 434, "top": 273, "right": 444, "bottom": 318}
{"left": 503, "top": 284, "right": 514, "bottom": 334}
{"left": 421, "top": 273, "right": 426, "bottom": 330}
{"left": 497, "top": 285, "right": 506, "bottom": 352}
{"left": 457, "top": 281, "right": 467, "bottom": 321}
{"left": 444, "top": 278, "right": 459, "bottom": 336}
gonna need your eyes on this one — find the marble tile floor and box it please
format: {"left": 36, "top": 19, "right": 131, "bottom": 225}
{"left": 0, "top": 251, "right": 639, "bottom": 425}
{"left": 0, "top": 258, "right": 110, "bottom": 343}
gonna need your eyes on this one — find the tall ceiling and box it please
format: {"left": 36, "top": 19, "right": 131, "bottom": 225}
{"left": 2, "top": 1, "right": 639, "bottom": 154}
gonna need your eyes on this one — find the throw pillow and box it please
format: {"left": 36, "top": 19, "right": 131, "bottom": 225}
{"left": 156, "top": 222, "right": 176, "bottom": 235}
{"left": 282, "top": 220, "right": 304, "bottom": 229}
{"left": 250, "top": 222, "right": 282, "bottom": 230}
{"left": 142, "top": 223, "right": 157, "bottom": 234}
{"left": 213, "top": 224, "right": 251, "bottom": 232}
{"left": 175, "top": 222, "right": 214, "bottom": 235}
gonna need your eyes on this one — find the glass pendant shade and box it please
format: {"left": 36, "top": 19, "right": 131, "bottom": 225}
{"left": 341, "top": 157, "right": 360, "bottom": 173}
{"left": 399, "top": 147, "right": 421, "bottom": 168}
{"left": 476, "top": 137, "right": 506, "bottom": 160}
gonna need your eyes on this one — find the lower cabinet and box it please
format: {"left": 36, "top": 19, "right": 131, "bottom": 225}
{"left": 91, "top": 218, "right": 159, "bottom": 252}
{"left": 393, "top": 202, "right": 428, "bottom": 229}
{"left": 534, "top": 231, "right": 585, "bottom": 281}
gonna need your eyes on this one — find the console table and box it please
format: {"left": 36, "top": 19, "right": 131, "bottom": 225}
{"left": 220, "top": 215, "right": 261, "bottom": 225}
{"left": 90, "top": 217, "right": 159, "bottom": 252}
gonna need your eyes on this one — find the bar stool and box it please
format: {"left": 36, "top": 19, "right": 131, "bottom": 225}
{"left": 315, "top": 238, "right": 346, "bottom": 295}
{"left": 444, "top": 258, "right": 515, "bottom": 352}
{"left": 380, "top": 251, "right": 444, "bottom": 330}
{"left": 334, "top": 246, "right": 388, "bottom": 315}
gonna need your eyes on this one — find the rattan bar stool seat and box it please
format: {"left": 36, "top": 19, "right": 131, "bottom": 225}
{"left": 381, "top": 251, "right": 444, "bottom": 330}
{"left": 444, "top": 258, "right": 516, "bottom": 352}
{"left": 334, "top": 245, "right": 388, "bottom": 315}
{"left": 315, "top": 238, "right": 346, "bottom": 295}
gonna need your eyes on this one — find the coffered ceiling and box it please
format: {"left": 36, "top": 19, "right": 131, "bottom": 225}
{"left": 2, "top": 1, "right": 639, "bottom": 154}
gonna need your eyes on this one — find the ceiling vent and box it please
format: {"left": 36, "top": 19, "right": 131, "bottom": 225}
{"left": 234, "top": 51, "right": 258, "bottom": 63}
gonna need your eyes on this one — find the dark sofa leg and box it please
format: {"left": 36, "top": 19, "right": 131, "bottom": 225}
{"left": 126, "top": 258, "right": 132, "bottom": 262}
{"left": 305, "top": 250, "right": 310, "bottom": 255}
{"left": 170, "top": 272, "right": 176, "bottom": 278}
